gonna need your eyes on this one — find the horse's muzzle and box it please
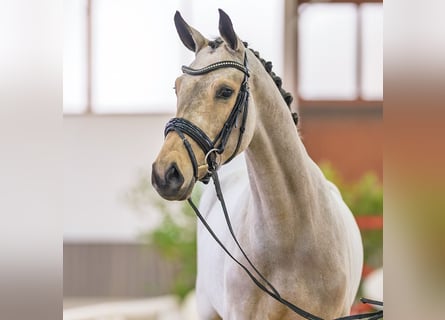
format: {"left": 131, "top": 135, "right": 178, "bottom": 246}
{"left": 151, "top": 162, "right": 188, "bottom": 200}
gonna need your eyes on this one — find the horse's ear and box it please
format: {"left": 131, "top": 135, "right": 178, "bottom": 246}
{"left": 218, "top": 9, "right": 242, "bottom": 51}
{"left": 174, "top": 11, "right": 207, "bottom": 53}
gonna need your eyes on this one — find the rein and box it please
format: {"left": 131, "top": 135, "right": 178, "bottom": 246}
{"left": 165, "top": 51, "right": 383, "bottom": 320}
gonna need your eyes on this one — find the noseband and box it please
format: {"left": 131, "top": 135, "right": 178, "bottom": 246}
{"left": 164, "top": 52, "right": 250, "bottom": 183}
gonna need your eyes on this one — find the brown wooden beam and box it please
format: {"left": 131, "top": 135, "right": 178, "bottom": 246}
{"left": 298, "top": 98, "right": 382, "bottom": 108}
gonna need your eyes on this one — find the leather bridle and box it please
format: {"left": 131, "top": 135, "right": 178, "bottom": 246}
{"left": 163, "top": 51, "right": 383, "bottom": 320}
{"left": 164, "top": 52, "right": 250, "bottom": 184}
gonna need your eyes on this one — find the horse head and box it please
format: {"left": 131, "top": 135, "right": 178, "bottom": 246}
{"left": 152, "top": 9, "right": 256, "bottom": 200}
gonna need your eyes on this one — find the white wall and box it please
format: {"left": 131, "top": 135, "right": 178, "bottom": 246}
{"left": 63, "top": 114, "right": 175, "bottom": 242}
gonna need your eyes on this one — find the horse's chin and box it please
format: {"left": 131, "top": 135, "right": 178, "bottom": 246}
{"left": 156, "top": 179, "right": 195, "bottom": 201}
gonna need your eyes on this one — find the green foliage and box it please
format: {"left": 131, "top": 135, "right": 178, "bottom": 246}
{"left": 143, "top": 191, "right": 200, "bottom": 299}
{"left": 320, "top": 161, "right": 383, "bottom": 267}
{"left": 320, "top": 162, "right": 383, "bottom": 215}
{"left": 124, "top": 171, "right": 200, "bottom": 299}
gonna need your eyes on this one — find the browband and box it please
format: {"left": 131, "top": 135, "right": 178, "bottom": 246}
{"left": 182, "top": 60, "right": 249, "bottom": 77}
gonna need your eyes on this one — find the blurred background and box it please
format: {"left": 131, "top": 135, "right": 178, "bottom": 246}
{"left": 63, "top": 0, "right": 382, "bottom": 318}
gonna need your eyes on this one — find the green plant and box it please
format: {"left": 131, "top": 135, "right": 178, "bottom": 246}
{"left": 145, "top": 190, "right": 200, "bottom": 299}
{"left": 320, "top": 162, "right": 383, "bottom": 215}
{"left": 319, "top": 161, "right": 383, "bottom": 267}
{"left": 125, "top": 171, "right": 200, "bottom": 299}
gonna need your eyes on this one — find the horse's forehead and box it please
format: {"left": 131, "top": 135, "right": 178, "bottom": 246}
{"left": 191, "top": 45, "right": 237, "bottom": 68}
{"left": 180, "top": 47, "right": 244, "bottom": 88}
{"left": 177, "top": 45, "right": 244, "bottom": 104}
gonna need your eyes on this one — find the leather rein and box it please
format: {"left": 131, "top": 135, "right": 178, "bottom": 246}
{"left": 164, "top": 52, "right": 383, "bottom": 320}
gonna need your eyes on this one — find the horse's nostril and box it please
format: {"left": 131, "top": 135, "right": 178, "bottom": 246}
{"left": 165, "top": 163, "right": 184, "bottom": 187}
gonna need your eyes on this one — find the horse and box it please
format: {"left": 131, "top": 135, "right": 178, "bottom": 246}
{"left": 151, "top": 9, "right": 363, "bottom": 320}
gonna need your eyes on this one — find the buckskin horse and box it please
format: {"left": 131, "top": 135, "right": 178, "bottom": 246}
{"left": 152, "top": 9, "right": 363, "bottom": 320}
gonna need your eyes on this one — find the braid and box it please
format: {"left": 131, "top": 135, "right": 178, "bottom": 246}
{"left": 243, "top": 41, "right": 298, "bottom": 125}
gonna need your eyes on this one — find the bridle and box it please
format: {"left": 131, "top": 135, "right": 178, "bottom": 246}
{"left": 164, "top": 52, "right": 250, "bottom": 184}
{"left": 163, "top": 50, "right": 383, "bottom": 320}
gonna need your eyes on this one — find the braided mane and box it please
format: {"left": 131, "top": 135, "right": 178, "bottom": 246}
{"left": 208, "top": 38, "right": 298, "bottom": 125}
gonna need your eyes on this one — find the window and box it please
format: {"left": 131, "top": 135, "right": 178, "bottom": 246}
{"left": 64, "top": 0, "right": 182, "bottom": 114}
{"left": 91, "top": 0, "right": 182, "bottom": 114}
{"left": 361, "top": 3, "right": 383, "bottom": 100}
{"left": 296, "top": 0, "right": 383, "bottom": 106}
{"left": 63, "top": 0, "right": 284, "bottom": 114}
{"left": 299, "top": 3, "right": 358, "bottom": 100}
{"left": 64, "top": 0, "right": 87, "bottom": 113}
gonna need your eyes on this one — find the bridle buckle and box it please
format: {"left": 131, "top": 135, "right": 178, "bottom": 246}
{"left": 205, "top": 148, "right": 222, "bottom": 174}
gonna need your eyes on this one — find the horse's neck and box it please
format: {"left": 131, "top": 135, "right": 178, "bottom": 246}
{"left": 245, "top": 63, "right": 325, "bottom": 243}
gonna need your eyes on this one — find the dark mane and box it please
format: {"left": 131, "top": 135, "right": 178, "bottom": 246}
{"left": 207, "top": 38, "right": 298, "bottom": 125}
{"left": 244, "top": 42, "right": 298, "bottom": 125}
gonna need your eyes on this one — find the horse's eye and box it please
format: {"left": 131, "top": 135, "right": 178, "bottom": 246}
{"left": 216, "top": 87, "right": 234, "bottom": 99}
